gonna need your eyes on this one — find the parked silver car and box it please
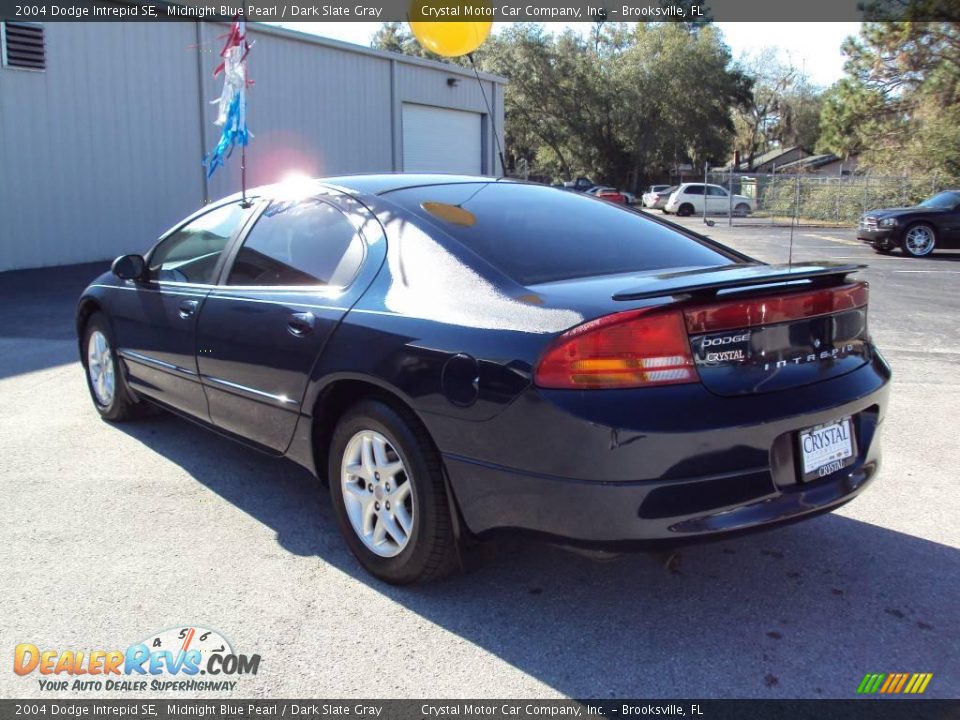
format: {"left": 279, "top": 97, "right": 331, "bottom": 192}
{"left": 642, "top": 185, "right": 676, "bottom": 210}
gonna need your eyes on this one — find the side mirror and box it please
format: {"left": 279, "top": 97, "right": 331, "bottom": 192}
{"left": 111, "top": 254, "right": 146, "bottom": 281}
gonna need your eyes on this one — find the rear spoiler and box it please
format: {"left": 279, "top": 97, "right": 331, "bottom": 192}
{"left": 612, "top": 262, "right": 866, "bottom": 301}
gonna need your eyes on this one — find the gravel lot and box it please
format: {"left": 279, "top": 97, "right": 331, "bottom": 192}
{"left": 1, "top": 221, "right": 957, "bottom": 700}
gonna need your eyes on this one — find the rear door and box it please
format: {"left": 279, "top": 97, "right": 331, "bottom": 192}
{"left": 111, "top": 200, "right": 256, "bottom": 418}
{"left": 195, "top": 192, "right": 383, "bottom": 452}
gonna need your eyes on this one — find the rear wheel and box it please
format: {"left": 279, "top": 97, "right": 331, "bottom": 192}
{"left": 328, "top": 399, "right": 458, "bottom": 584}
{"left": 902, "top": 223, "right": 936, "bottom": 257}
{"left": 872, "top": 244, "right": 893, "bottom": 255}
{"left": 82, "top": 313, "right": 148, "bottom": 421}
{"left": 677, "top": 203, "right": 694, "bottom": 217}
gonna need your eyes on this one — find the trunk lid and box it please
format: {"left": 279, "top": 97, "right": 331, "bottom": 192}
{"left": 614, "top": 263, "right": 872, "bottom": 397}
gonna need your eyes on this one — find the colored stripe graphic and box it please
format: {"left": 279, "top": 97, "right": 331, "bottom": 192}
{"left": 857, "top": 673, "right": 884, "bottom": 693}
{"left": 893, "top": 674, "right": 909, "bottom": 693}
{"left": 857, "top": 672, "right": 932, "bottom": 694}
{"left": 906, "top": 673, "right": 933, "bottom": 694}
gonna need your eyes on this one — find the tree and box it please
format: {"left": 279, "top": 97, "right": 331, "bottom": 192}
{"left": 731, "top": 50, "right": 823, "bottom": 168}
{"left": 818, "top": 22, "right": 960, "bottom": 179}
{"left": 371, "top": 21, "right": 748, "bottom": 189}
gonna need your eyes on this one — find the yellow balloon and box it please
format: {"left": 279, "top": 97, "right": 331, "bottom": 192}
{"left": 409, "top": 20, "right": 492, "bottom": 58}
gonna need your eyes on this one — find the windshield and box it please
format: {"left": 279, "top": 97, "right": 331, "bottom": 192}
{"left": 919, "top": 191, "right": 960, "bottom": 210}
{"left": 383, "top": 182, "right": 738, "bottom": 285}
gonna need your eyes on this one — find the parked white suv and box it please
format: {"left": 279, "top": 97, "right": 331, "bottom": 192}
{"left": 663, "top": 183, "right": 754, "bottom": 217}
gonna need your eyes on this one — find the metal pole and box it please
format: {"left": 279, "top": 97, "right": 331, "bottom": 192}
{"left": 788, "top": 173, "right": 799, "bottom": 267}
{"left": 241, "top": 145, "right": 247, "bottom": 205}
{"left": 836, "top": 163, "right": 842, "bottom": 223}
{"left": 728, "top": 164, "right": 733, "bottom": 226}
{"left": 240, "top": 20, "right": 249, "bottom": 206}
{"left": 703, "top": 162, "right": 708, "bottom": 225}
{"left": 195, "top": 21, "right": 210, "bottom": 204}
{"left": 771, "top": 164, "right": 777, "bottom": 227}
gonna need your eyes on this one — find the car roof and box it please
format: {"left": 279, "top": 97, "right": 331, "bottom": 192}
{"left": 236, "top": 173, "right": 512, "bottom": 201}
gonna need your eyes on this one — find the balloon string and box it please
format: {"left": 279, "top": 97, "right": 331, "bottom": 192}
{"left": 469, "top": 54, "right": 507, "bottom": 178}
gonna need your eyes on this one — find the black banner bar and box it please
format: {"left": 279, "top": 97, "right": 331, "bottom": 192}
{"left": 1, "top": 0, "right": 959, "bottom": 22}
{"left": 0, "top": 700, "right": 958, "bottom": 720}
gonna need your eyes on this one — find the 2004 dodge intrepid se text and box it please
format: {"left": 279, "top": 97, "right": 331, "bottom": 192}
{"left": 77, "top": 175, "right": 891, "bottom": 584}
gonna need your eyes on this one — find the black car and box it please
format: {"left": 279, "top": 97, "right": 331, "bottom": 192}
{"left": 857, "top": 190, "right": 960, "bottom": 257}
{"left": 77, "top": 175, "right": 891, "bottom": 584}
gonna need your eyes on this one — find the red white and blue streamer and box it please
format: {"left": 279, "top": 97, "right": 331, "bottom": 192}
{"left": 205, "top": 20, "right": 252, "bottom": 178}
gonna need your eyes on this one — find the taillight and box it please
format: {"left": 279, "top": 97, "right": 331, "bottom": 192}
{"left": 534, "top": 308, "right": 698, "bottom": 389}
{"left": 683, "top": 282, "right": 868, "bottom": 334}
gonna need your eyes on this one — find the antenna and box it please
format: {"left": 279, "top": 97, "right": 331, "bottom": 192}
{"left": 468, "top": 54, "right": 507, "bottom": 178}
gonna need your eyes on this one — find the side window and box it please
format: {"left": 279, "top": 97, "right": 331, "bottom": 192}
{"left": 150, "top": 202, "right": 252, "bottom": 284}
{"left": 707, "top": 186, "right": 728, "bottom": 197}
{"left": 684, "top": 185, "right": 704, "bottom": 195}
{"left": 227, "top": 198, "right": 364, "bottom": 287}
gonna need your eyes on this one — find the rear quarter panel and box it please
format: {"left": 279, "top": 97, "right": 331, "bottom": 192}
{"left": 302, "top": 202, "right": 582, "bottom": 425}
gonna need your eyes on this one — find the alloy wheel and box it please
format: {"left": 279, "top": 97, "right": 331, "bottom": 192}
{"left": 87, "top": 330, "right": 115, "bottom": 407}
{"left": 905, "top": 226, "right": 935, "bottom": 256}
{"left": 340, "top": 430, "right": 415, "bottom": 557}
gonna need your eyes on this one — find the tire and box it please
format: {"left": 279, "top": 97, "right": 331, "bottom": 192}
{"left": 81, "top": 312, "right": 150, "bottom": 422}
{"left": 328, "top": 398, "right": 459, "bottom": 584}
{"left": 901, "top": 223, "right": 936, "bottom": 257}
{"left": 734, "top": 203, "right": 751, "bottom": 217}
{"left": 873, "top": 245, "right": 894, "bottom": 255}
{"left": 677, "top": 203, "right": 694, "bottom": 217}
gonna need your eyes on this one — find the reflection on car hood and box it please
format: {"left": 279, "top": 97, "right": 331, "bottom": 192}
{"left": 863, "top": 206, "right": 927, "bottom": 219}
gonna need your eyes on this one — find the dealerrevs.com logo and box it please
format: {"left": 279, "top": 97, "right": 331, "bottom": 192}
{"left": 13, "top": 626, "right": 260, "bottom": 692}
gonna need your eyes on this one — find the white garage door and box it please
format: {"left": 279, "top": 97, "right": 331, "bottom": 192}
{"left": 402, "top": 104, "right": 483, "bottom": 174}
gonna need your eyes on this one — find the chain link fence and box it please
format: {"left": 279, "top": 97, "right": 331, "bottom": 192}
{"left": 684, "top": 170, "right": 953, "bottom": 227}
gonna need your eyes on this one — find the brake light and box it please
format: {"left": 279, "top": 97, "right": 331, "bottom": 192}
{"left": 535, "top": 309, "right": 698, "bottom": 389}
{"left": 683, "top": 282, "right": 868, "bottom": 334}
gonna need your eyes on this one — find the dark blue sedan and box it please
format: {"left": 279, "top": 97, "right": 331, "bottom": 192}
{"left": 77, "top": 175, "right": 891, "bottom": 583}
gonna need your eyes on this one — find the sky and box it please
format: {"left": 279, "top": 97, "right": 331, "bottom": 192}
{"left": 274, "top": 21, "right": 862, "bottom": 86}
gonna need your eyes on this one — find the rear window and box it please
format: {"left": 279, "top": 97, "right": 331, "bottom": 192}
{"left": 384, "top": 183, "right": 736, "bottom": 285}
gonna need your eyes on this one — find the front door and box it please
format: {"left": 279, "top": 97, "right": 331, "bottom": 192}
{"left": 111, "top": 200, "right": 256, "bottom": 419}
{"left": 196, "top": 195, "right": 377, "bottom": 452}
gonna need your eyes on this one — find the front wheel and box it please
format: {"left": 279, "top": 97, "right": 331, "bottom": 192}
{"left": 902, "top": 223, "right": 936, "bottom": 257}
{"left": 734, "top": 203, "right": 751, "bottom": 217}
{"left": 82, "top": 313, "right": 150, "bottom": 421}
{"left": 328, "top": 399, "right": 459, "bottom": 584}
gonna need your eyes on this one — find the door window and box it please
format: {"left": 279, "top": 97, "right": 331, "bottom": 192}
{"left": 706, "top": 186, "right": 729, "bottom": 197}
{"left": 227, "top": 198, "right": 364, "bottom": 287}
{"left": 150, "top": 202, "right": 253, "bottom": 284}
{"left": 684, "top": 185, "right": 705, "bottom": 195}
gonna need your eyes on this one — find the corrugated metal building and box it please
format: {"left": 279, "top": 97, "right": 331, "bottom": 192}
{"left": 0, "top": 21, "right": 506, "bottom": 271}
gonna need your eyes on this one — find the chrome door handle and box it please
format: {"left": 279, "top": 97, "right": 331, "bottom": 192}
{"left": 287, "top": 311, "right": 316, "bottom": 337}
{"left": 178, "top": 300, "right": 199, "bottom": 319}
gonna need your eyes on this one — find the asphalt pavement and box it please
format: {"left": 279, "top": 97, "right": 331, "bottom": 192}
{"left": 0, "top": 223, "right": 957, "bottom": 700}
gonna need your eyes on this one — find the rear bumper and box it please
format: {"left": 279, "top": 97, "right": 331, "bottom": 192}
{"left": 439, "top": 355, "right": 890, "bottom": 547}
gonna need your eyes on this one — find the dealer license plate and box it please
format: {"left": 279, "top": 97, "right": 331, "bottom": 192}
{"left": 798, "top": 417, "right": 855, "bottom": 481}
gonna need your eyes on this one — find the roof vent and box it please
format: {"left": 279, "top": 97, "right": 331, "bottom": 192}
{"left": 2, "top": 22, "right": 45, "bottom": 71}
